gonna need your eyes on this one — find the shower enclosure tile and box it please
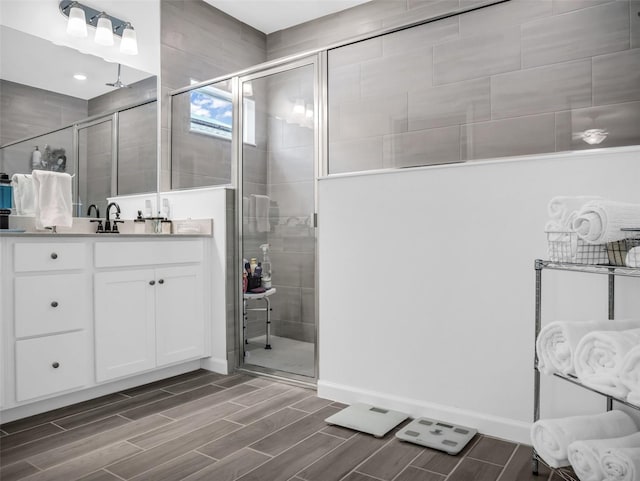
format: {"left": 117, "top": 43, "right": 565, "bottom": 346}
{"left": 433, "top": 27, "right": 521, "bottom": 85}
{"left": 521, "top": 1, "right": 629, "bottom": 68}
{"left": 269, "top": 145, "right": 314, "bottom": 184}
{"left": 383, "top": 125, "right": 461, "bottom": 168}
{"left": 491, "top": 60, "right": 592, "bottom": 120}
{"left": 460, "top": 113, "right": 555, "bottom": 161}
{"left": 327, "top": 37, "right": 383, "bottom": 70}
{"left": 361, "top": 49, "right": 433, "bottom": 97}
{"left": 552, "top": 0, "right": 612, "bottom": 15}
{"left": 330, "top": 93, "right": 408, "bottom": 141}
{"left": 328, "top": 137, "right": 384, "bottom": 174}
{"left": 633, "top": 1, "right": 640, "bottom": 48}
{"left": 382, "top": 17, "right": 459, "bottom": 56}
{"left": 328, "top": 63, "right": 361, "bottom": 103}
{"left": 408, "top": 77, "right": 491, "bottom": 131}
{"left": 592, "top": 49, "right": 640, "bottom": 106}
{"left": 459, "top": 0, "right": 552, "bottom": 39}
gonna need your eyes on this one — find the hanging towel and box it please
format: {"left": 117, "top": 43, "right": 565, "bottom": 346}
{"left": 620, "top": 346, "right": 640, "bottom": 407}
{"left": 254, "top": 194, "right": 270, "bottom": 233}
{"left": 574, "top": 328, "right": 640, "bottom": 399}
{"left": 32, "top": 170, "right": 73, "bottom": 230}
{"left": 572, "top": 200, "right": 640, "bottom": 244}
{"left": 536, "top": 320, "right": 640, "bottom": 376}
{"left": 567, "top": 433, "right": 640, "bottom": 481}
{"left": 601, "top": 447, "right": 640, "bottom": 481}
{"left": 546, "top": 196, "right": 602, "bottom": 232}
{"left": 626, "top": 247, "right": 640, "bottom": 268}
{"left": 11, "top": 173, "right": 35, "bottom": 215}
{"left": 531, "top": 410, "right": 637, "bottom": 468}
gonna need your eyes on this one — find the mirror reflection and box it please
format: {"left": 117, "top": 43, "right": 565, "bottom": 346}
{"left": 0, "top": 26, "right": 157, "bottom": 217}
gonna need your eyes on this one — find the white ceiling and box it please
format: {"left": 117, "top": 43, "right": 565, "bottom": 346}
{"left": 203, "top": 0, "right": 373, "bottom": 34}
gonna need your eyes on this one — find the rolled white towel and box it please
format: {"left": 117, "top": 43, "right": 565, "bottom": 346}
{"left": 537, "top": 320, "right": 640, "bottom": 376}
{"left": 11, "top": 173, "right": 35, "bottom": 215}
{"left": 568, "top": 432, "right": 640, "bottom": 481}
{"left": 601, "top": 447, "right": 640, "bottom": 481}
{"left": 620, "top": 346, "right": 640, "bottom": 407}
{"left": 548, "top": 196, "right": 602, "bottom": 229}
{"left": 531, "top": 410, "right": 637, "bottom": 468}
{"left": 574, "top": 328, "right": 640, "bottom": 398}
{"left": 572, "top": 200, "right": 640, "bottom": 244}
{"left": 626, "top": 247, "right": 640, "bottom": 268}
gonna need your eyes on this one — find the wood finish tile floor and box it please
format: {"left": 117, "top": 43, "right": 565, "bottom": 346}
{"left": 0, "top": 370, "right": 555, "bottom": 481}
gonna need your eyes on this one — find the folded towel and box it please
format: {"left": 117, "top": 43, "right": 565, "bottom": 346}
{"left": 572, "top": 201, "right": 640, "bottom": 244}
{"left": 547, "top": 196, "right": 602, "bottom": 230}
{"left": 626, "top": 247, "right": 640, "bottom": 268}
{"left": 620, "top": 346, "right": 640, "bottom": 407}
{"left": 253, "top": 194, "right": 270, "bottom": 233}
{"left": 568, "top": 433, "right": 640, "bottom": 481}
{"left": 32, "top": 170, "right": 73, "bottom": 230}
{"left": 601, "top": 447, "right": 640, "bottom": 481}
{"left": 537, "top": 320, "right": 640, "bottom": 376}
{"left": 11, "top": 173, "right": 35, "bottom": 215}
{"left": 574, "top": 328, "right": 640, "bottom": 398}
{"left": 531, "top": 410, "right": 637, "bottom": 468}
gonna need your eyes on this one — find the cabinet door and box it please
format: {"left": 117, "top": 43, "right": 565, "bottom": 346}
{"left": 94, "top": 270, "right": 156, "bottom": 382}
{"left": 155, "top": 265, "right": 205, "bottom": 366}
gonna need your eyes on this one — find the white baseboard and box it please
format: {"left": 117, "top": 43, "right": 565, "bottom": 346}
{"left": 200, "top": 356, "right": 228, "bottom": 375}
{"left": 317, "top": 380, "right": 531, "bottom": 444}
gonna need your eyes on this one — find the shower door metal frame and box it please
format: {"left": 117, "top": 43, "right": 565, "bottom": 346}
{"left": 235, "top": 54, "right": 321, "bottom": 384}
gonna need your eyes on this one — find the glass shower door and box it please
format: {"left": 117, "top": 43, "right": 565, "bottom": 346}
{"left": 77, "top": 117, "right": 114, "bottom": 217}
{"left": 240, "top": 59, "right": 317, "bottom": 380}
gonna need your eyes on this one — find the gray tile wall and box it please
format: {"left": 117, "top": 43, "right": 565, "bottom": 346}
{"left": 87, "top": 77, "right": 157, "bottom": 117}
{"left": 268, "top": 0, "right": 640, "bottom": 173}
{"left": 161, "top": 0, "right": 267, "bottom": 191}
{"left": 0, "top": 80, "right": 87, "bottom": 146}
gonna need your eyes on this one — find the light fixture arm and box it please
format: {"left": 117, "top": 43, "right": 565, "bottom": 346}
{"left": 59, "top": 0, "right": 131, "bottom": 38}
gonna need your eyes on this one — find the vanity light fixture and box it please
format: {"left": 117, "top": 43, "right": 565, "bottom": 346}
{"left": 293, "top": 98, "right": 305, "bottom": 115}
{"left": 73, "top": 73, "right": 87, "bottom": 80}
{"left": 580, "top": 128, "right": 608, "bottom": 145}
{"left": 59, "top": 0, "right": 138, "bottom": 55}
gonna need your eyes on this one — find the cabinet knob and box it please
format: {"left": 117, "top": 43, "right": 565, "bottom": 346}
{"left": 51, "top": 301, "right": 59, "bottom": 308}
{"left": 52, "top": 362, "right": 60, "bottom": 369}
{"left": 158, "top": 279, "right": 164, "bottom": 285}
{"left": 50, "top": 252, "right": 58, "bottom": 260}
{"left": 149, "top": 280, "right": 155, "bottom": 286}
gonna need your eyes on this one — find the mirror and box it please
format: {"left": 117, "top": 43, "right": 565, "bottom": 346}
{"left": 0, "top": 25, "right": 158, "bottom": 217}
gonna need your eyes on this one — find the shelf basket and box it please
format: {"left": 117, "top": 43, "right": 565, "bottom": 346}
{"left": 536, "top": 455, "right": 579, "bottom": 481}
{"left": 606, "top": 229, "right": 640, "bottom": 267}
{"left": 546, "top": 231, "right": 608, "bottom": 265}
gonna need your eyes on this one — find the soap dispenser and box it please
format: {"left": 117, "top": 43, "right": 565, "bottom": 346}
{"left": 134, "top": 210, "right": 145, "bottom": 234}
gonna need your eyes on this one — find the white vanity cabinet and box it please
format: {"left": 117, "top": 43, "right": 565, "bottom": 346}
{"left": 12, "top": 242, "right": 91, "bottom": 402}
{"left": 94, "top": 240, "right": 206, "bottom": 382}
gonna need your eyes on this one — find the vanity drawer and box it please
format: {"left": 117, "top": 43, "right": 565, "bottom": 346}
{"left": 95, "top": 240, "right": 203, "bottom": 268}
{"left": 14, "top": 274, "right": 90, "bottom": 338}
{"left": 14, "top": 243, "right": 86, "bottom": 272}
{"left": 15, "top": 331, "right": 89, "bottom": 402}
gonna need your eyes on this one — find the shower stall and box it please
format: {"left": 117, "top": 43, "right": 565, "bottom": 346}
{"left": 170, "top": 54, "right": 319, "bottom": 382}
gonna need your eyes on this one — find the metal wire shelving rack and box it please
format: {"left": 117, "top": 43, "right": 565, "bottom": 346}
{"left": 532, "top": 260, "right": 640, "bottom": 480}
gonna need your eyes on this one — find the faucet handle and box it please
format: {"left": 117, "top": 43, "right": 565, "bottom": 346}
{"left": 111, "top": 220, "right": 124, "bottom": 233}
{"left": 90, "top": 219, "right": 104, "bottom": 233}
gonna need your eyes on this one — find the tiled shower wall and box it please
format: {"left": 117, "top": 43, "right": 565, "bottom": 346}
{"left": 268, "top": 0, "right": 640, "bottom": 172}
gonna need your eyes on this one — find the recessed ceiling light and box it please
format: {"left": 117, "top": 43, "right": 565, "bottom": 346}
{"left": 73, "top": 73, "right": 87, "bottom": 81}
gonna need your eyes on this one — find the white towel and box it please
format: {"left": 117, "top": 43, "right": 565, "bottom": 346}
{"left": 11, "top": 173, "right": 35, "bottom": 215}
{"left": 531, "top": 410, "right": 637, "bottom": 468}
{"left": 574, "top": 328, "right": 640, "bottom": 398}
{"left": 626, "top": 247, "right": 640, "bottom": 268}
{"left": 254, "top": 194, "right": 270, "bottom": 233}
{"left": 547, "top": 196, "right": 602, "bottom": 231}
{"left": 568, "top": 433, "right": 640, "bottom": 481}
{"left": 32, "top": 170, "right": 73, "bottom": 230}
{"left": 537, "top": 320, "right": 640, "bottom": 376}
{"left": 572, "top": 201, "right": 640, "bottom": 244}
{"left": 601, "top": 447, "right": 640, "bottom": 481}
{"left": 620, "top": 346, "right": 640, "bottom": 407}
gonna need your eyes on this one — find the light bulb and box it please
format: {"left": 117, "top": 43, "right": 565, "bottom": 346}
{"left": 120, "top": 24, "right": 138, "bottom": 55}
{"left": 95, "top": 14, "right": 114, "bottom": 46}
{"left": 305, "top": 104, "right": 313, "bottom": 118}
{"left": 66, "top": 5, "right": 87, "bottom": 37}
{"left": 293, "top": 99, "right": 305, "bottom": 115}
{"left": 580, "top": 129, "right": 608, "bottom": 145}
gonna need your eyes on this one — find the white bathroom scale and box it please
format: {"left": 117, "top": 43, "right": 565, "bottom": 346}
{"left": 396, "top": 417, "right": 477, "bottom": 455}
{"left": 324, "top": 403, "right": 409, "bottom": 438}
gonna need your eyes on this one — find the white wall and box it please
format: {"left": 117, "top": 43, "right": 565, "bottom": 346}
{"left": 110, "top": 186, "right": 231, "bottom": 374}
{"left": 317, "top": 147, "right": 640, "bottom": 443}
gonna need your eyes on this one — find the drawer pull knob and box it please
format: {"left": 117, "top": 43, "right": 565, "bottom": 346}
{"left": 50, "top": 253, "right": 58, "bottom": 260}
{"left": 52, "top": 362, "right": 60, "bottom": 369}
{"left": 51, "top": 301, "right": 59, "bottom": 308}
{"left": 158, "top": 279, "right": 164, "bottom": 285}
{"left": 149, "top": 280, "right": 155, "bottom": 286}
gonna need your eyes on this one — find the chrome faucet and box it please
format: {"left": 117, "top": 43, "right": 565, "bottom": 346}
{"left": 105, "top": 202, "right": 122, "bottom": 233}
{"left": 86, "top": 204, "right": 100, "bottom": 219}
